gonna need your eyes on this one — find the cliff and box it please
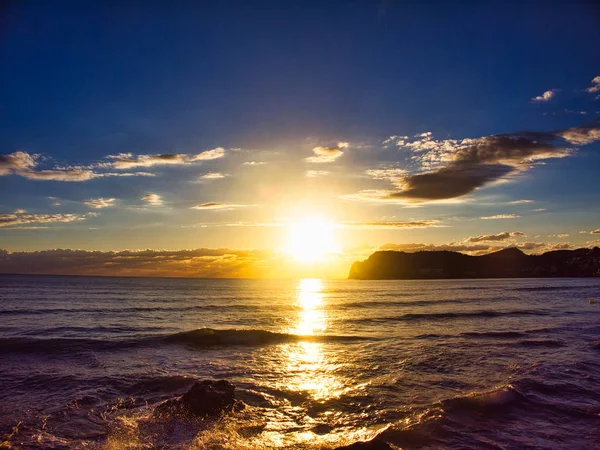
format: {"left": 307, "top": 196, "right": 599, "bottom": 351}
{"left": 348, "top": 247, "right": 600, "bottom": 279}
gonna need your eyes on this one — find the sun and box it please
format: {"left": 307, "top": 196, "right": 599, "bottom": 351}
{"left": 286, "top": 219, "right": 339, "bottom": 262}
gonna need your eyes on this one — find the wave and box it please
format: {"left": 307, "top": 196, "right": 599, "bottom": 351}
{"left": 516, "top": 339, "right": 565, "bottom": 348}
{"left": 514, "top": 285, "right": 597, "bottom": 292}
{"left": 0, "top": 328, "right": 367, "bottom": 355}
{"left": 0, "top": 304, "right": 257, "bottom": 316}
{"left": 460, "top": 327, "right": 552, "bottom": 339}
{"left": 341, "top": 297, "right": 479, "bottom": 308}
{"left": 349, "top": 309, "right": 550, "bottom": 324}
{"left": 440, "top": 384, "right": 526, "bottom": 413}
{"left": 165, "top": 328, "right": 367, "bottom": 346}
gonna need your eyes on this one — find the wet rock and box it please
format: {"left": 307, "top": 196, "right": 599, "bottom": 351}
{"left": 155, "top": 379, "right": 238, "bottom": 418}
{"left": 334, "top": 437, "right": 395, "bottom": 450}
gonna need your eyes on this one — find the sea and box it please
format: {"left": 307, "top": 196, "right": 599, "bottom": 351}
{"left": 1, "top": 275, "right": 599, "bottom": 449}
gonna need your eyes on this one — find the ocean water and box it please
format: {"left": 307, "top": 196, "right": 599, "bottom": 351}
{"left": 1, "top": 275, "right": 599, "bottom": 449}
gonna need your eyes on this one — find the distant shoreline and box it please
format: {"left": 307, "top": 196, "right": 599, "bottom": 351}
{"left": 349, "top": 247, "right": 600, "bottom": 280}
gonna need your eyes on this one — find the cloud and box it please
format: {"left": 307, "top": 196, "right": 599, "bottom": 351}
{"left": 190, "top": 147, "right": 226, "bottom": 161}
{"left": 306, "top": 170, "right": 330, "bottom": 178}
{"left": 197, "top": 172, "right": 227, "bottom": 181}
{"left": 305, "top": 142, "right": 348, "bottom": 163}
{"left": 365, "top": 168, "right": 407, "bottom": 185}
{"left": 379, "top": 241, "right": 547, "bottom": 256}
{"left": 0, "top": 151, "right": 38, "bottom": 175}
{"left": 343, "top": 219, "right": 442, "bottom": 229}
{"left": 242, "top": 161, "right": 267, "bottom": 166}
{"left": 591, "top": 229, "right": 600, "bottom": 234}
{"left": 467, "top": 231, "right": 525, "bottom": 242}
{"left": 106, "top": 147, "right": 225, "bottom": 169}
{"left": 0, "top": 248, "right": 276, "bottom": 278}
{"left": 531, "top": 89, "right": 557, "bottom": 102}
{"left": 141, "top": 193, "right": 163, "bottom": 206}
{"left": 559, "top": 123, "right": 600, "bottom": 145}
{"left": 388, "top": 131, "right": 576, "bottom": 201}
{"left": 480, "top": 214, "right": 520, "bottom": 220}
{"left": 0, "top": 211, "right": 91, "bottom": 228}
{"left": 191, "top": 202, "right": 246, "bottom": 210}
{"left": 586, "top": 76, "right": 600, "bottom": 94}
{"left": 83, "top": 198, "right": 116, "bottom": 209}
{"left": 375, "top": 119, "right": 600, "bottom": 203}
{"left": 0, "top": 151, "right": 156, "bottom": 181}
{"left": 508, "top": 199, "right": 533, "bottom": 204}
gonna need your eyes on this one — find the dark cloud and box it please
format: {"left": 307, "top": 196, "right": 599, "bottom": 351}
{"left": 389, "top": 163, "right": 514, "bottom": 200}
{"left": 591, "top": 229, "right": 600, "bottom": 234}
{"left": 467, "top": 231, "right": 525, "bottom": 242}
{"left": 387, "top": 120, "right": 600, "bottom": 202}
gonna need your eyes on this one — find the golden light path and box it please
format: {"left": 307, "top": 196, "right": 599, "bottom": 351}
{"left": 258, "top": 278, "right": 384, "bottom": 448}
{"left": 286, "top": 278, "right": 337, "bottom": 400}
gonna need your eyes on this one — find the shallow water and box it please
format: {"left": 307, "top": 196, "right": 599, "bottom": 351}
{"left": 1, "top": 275, "right": 600, "bottom": 449}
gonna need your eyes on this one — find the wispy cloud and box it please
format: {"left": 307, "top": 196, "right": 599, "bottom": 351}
{"left": 531, "top": 89, "right": 557, "bottom": 102}
{"left": 0, "top": 151, "right": 156, "bottom": 181}
{"left": 197, "top": 172, "right": 227, "bottom": 181}
{"left": 305, "top": 142, "right": 348, "bottom": 163}
{"left": 365, "top": 168, "right": 407, "bottom": 185}
{"left": 191, "top": 202, "right": 247, "bottom": 210}
{"left": 480, "top": 214, "right": 520, "bottom": 220}
{"left": 141, "top": 193, "right": 163, "bottom": 206}
{"left": 508, "top": 199, "right": 533, "bottom": 204}
{"left": 343, "top": 219, "right": 442, "bottom": 229}
{"left": 585, "top": 76, "right": 600, "bottom": 94}
{"left": 0, "top": 211, "right": 92, "bottom": 228}
{"left": 83, "top": 198, "right": 117, "bottom": 209}
{"left": 591, "top": 229, "right": 600, "bottom": 234}
{"left": 306, "top": 170, "right": 330, "bottom": 178}
{"left": 106, "top": 147, "right": 225, "bottom": 169}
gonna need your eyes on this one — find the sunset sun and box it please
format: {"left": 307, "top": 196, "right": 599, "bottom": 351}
{"left": 286, "top": 219, "right": 339, "bottom": 262}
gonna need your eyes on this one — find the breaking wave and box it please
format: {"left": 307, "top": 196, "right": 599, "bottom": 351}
{"left": 0, "top": 328, "right": 368, "bottom": 355}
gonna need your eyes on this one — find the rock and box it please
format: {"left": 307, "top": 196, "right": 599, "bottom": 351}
{"left": 334, "top": 437, "right": 395, "bottom": 450}
{"left": 155, "top": 379, "right": 238, "bottom": 418}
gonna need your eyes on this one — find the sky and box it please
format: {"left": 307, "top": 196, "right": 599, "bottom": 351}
{"left": 1, "top": 1, "right": 600, "bottom": 278}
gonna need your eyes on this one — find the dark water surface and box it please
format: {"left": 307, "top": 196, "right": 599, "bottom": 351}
{"left": 1, "top": 275, "right": 599, "bottom": 449}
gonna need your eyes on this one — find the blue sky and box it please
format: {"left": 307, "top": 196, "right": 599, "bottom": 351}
{"left": 1, "top": 1, "right": 599, "bottom": 277}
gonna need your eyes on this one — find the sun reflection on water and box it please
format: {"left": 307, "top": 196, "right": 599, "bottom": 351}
{"left": 284, "top": 278, "right": 347, "bottom": 401}
{"left": 292, "top": 278, "right": 326, "bottom": 336}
